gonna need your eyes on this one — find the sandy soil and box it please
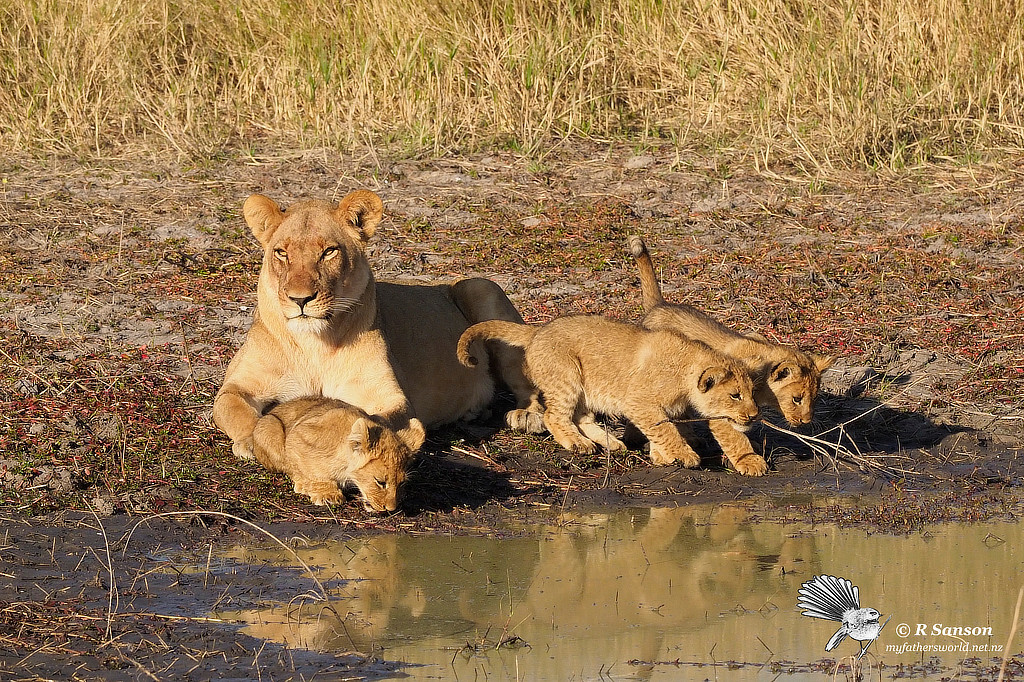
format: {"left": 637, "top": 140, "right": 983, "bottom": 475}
{"left": 1, "top": 144, "right": 1022, "bottom": 678}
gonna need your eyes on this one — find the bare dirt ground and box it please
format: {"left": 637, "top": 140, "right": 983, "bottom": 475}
{"left": 1, "top": 144, "right": 1022, "bottom": 679}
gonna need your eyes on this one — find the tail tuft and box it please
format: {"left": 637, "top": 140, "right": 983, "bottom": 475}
{"left": 628, "top": 235, "right": 666, "bottom": 311}
{"left": 627, "top": 235, "right": 648, "bottom": 258}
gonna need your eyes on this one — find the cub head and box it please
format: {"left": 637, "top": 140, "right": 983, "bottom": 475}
{"left": 695, "top": 363, "right": 760, "bottom": 429}
{"left": 762, "top": 352, "right": 834, "bottom": 426}
{"left": 243, "top": 190, "right": 384, "bottom": 336}
{"left": 343, "top": 416, "right": 425, "bottom": 513}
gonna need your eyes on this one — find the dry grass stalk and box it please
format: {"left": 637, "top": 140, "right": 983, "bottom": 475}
{"left": 997, "top": 586, "right": 1024, "bottom": 682}
{"left": 2, "top": 0, "right": 1022, "bottom": 167}
{"left": 758, "top": 418, "right": 916, "bottom": 479}
{"left": 120, "top": 511, "right": 329, "bottom": 601}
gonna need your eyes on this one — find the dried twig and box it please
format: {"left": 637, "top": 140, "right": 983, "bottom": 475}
{"left": 997, "top": 586, "right": 1024, "bottom": 682}
{"left": 120, "top": 511, "right": 328, "bottom": 602}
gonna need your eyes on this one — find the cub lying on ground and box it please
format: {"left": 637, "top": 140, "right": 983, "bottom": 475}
{"left": 252, "top": 397, "right": 426, "bottom": 512}
{"left": 629, "top": 236, "right": 833, "bottom": 467}
{"left": 457, "top": 316, "right": 768, "bottom": 475}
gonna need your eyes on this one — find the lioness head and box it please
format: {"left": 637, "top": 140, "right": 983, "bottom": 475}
{"left": 762, "top": 352, "right": 833, "bottom": 426}
{"left": 243, "top": 190, "right": 384, "bottom": 336}
{"left": 695, "top": 364, "right": 760, "bottom": 429}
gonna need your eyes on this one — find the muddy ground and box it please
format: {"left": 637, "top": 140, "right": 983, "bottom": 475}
{"left": 1, "top": 144, "right": 1022, "bottom": 679}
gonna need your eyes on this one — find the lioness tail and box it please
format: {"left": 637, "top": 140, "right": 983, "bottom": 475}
{"left": 457, "top": 320, "right": 538, "bottom": 367}
{"left": 628, "top": 236, "right": 666, "bottom": 312}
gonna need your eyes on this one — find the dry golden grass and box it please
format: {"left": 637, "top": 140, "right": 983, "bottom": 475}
{"left": 2, "top": 0, "right": 1023, "bottom": 168}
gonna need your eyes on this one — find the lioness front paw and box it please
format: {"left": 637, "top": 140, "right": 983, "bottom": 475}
{"left": 232, "top": 437, "right": 255, "bottom": 461}
{"left": 730, "top": 453, "right": 768, "bottom": 476}
{"left": 506, "top": 408, "right": 546, "bottom": 434}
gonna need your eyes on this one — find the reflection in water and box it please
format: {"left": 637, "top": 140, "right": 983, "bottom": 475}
{"left": 217, "top": 506, "right": 1022, "bottom": 680}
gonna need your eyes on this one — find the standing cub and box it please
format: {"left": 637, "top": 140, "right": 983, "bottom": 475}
{"left": 629, "top": 236, "right": 833, "bottom": 425}
{"left": 252, "top": 397, "right": 425, "bottom": 512}
{"left": 629, "top": 236, "right": 833, "bottom": 472}
{"left": 457, "top": 316, "right": 767, "bottom": 475}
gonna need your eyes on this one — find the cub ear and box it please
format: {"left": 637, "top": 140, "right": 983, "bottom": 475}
{"left": 813, "top": 354, "right": 835, "bottom": 372}
{"left": 242, "top": 194, "right": 285, "bottom": 246}
{"left": 335, "top": 189, "right": 384, "bottom": 242}
{"left": 770, "top": 362, "right": 797, "bottom": 384}
{"left": 698, "top": 366, "right": 729, "bottom": 393}
{"left": 346, "top": 417, "right": 373, "bottom": 465}
{"left": 399, "top": 418, "right": 426, "bottom": 452}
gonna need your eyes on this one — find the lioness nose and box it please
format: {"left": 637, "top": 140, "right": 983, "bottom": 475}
{"left": 289, "top": 293, "right": 316, "bottom": 310}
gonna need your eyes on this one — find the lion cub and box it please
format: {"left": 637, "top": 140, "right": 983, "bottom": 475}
{"left": 629, "top": 237, "right": 833, "bottom": 466}
{"left": 457, "top": 316, "right": 765, "bottom": 474}
{"left": 252, "top": 398, "right": 425, "bottom": 512}
{"left": 629, "top": 236, "right": 833, "bottom": 423}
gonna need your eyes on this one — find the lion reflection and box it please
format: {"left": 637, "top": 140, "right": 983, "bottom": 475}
{"left": 220, "top": 507, "right": 818, "bottom": 663}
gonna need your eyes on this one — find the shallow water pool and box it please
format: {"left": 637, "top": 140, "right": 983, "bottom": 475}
{"left": 215, "top": 503, "right": 1023, "bottom": 680}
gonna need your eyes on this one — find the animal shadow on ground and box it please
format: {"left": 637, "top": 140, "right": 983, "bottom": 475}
{"left": 750, "top": 365, "right": 972, "bottom": 475}
{"left": 612, "top": 362, "right": 970, "bottom": 477}
{"left": 400, "top": 420, "right": 544, "bottom": 514}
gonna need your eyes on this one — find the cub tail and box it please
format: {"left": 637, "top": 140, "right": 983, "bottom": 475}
{"left": 627, "top": 236, "right": 666, "bottom": 312}
{"left": 457, "top": 320, "right": 538, "bottom": 367}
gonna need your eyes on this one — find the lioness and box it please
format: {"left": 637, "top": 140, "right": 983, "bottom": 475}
{"left": 457, "top": 316, "right": 766, "bottom": 474}
{"left": 252, "top": 397, "right": 424, "bottom": 512}
{"left": 213, "top": 189, "right": 542, "bottom": 463}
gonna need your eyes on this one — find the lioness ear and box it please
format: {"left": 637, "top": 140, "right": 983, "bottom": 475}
{"left": 335, "top": 190, "right": 384, "bottom": 242}
{"left": 399, "top": 418, "right": 426, "bottom": 452}
{"left": 243, "top": 194, "right": 285, "bottom": 246}
{"left": 813, "top": 354, "right": 835, "bottom": 372}
{"left": 698, "top": 367, "right": 728, "bottom": 393}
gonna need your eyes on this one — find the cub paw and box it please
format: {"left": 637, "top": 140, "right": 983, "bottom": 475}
{"left": 557, "top": 435, "right": 598, "bottom": 456}
{"left": 506, "top": 408, "right": 547, "bottom": 434}
{"left": 295, "top": 479, "right": 345, "bottom": 505}
{"left": 602, "top": 436, "right": 627, "bottom": 453}
{"left": 731, "top": 453, "right": 768, "bottom": 476}
{"left": 649, "top": 447, "right": 700, "bottom": 468}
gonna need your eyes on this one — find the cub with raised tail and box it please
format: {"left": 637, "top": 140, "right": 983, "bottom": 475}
{"left": 629, "top": 236, "right": 833, "bottom": 466}
{"left": 252, "top": 397, "right": 425, "bottom": 512}
{"left": 458, "top": 316, "right": 766, "bottom": 474}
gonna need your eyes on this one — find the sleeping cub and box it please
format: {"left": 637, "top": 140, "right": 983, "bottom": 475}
{"left": 252, "top": 397, "right": 425, "bottom": 512}
{"left": 629, "top": 236, "right": 833, "bottom": 468}
{"left": 457, "top": 316, "right": 767, "bottom": 475}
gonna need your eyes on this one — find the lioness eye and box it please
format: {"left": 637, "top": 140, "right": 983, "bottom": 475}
{"left": 273, "top": 248, "right": 287, "bottom": 261}
{"left": 730, "top": 392, "right": 741, "bottom": 400}
{"left": 793, "top": 396, "right": 804, "bottom": 405}
{"left": 321, "top": 246, "right": 339, "bottom": 261}
{"left": 375, "top": 478, "right": 387, "bottom": 489}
